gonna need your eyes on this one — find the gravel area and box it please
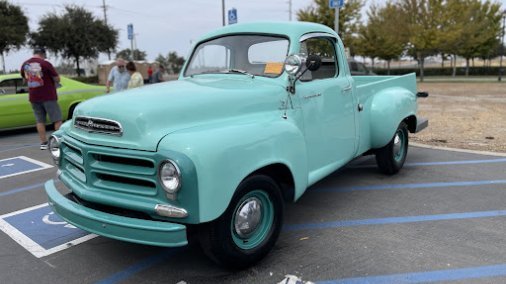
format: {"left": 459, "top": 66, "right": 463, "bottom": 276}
{"left": 412, "top": 81, "right": 506, "bottom": 153}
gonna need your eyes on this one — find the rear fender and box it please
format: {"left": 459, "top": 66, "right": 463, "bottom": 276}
{"left": 369, "top": 87, "right": 417, "bottom": 149}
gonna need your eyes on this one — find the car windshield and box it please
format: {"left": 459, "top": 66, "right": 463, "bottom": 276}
{"left": 184, "top": 34, "right": 289, "bottom": 78}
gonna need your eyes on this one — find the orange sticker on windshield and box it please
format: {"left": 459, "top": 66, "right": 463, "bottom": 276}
{"left": 264, "top": 62, "right": 284, "bottom": 74}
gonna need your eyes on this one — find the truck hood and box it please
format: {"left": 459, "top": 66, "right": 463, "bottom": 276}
{"left": 70, "top": 76, "right": 285, "bottom": 151}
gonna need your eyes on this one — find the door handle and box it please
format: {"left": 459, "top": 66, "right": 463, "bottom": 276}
{"left": 343, "top": 85, "right": 352, "bottom": 92}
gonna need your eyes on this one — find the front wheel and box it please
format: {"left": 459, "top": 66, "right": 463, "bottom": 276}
{"left": 199, "top": 175, "right": 284, "bottom": 269}
{"left": 375, "top": 122, "right": 409, "bottom": 175}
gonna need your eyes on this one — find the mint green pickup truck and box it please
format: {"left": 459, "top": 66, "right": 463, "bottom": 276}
{"left": 45, "top": 22, "right": 427, "bottom": 268}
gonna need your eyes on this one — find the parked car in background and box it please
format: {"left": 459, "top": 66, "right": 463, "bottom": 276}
{"left": 348, "top": 59, "right": 375, "bottom": 75}
{"left": 0, "top": 74, "right": 106, "bottom": 130}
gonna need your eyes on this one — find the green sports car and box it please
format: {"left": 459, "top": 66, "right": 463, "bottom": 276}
{"left": 0, "top": 74, "right": 106, "bottom": 130}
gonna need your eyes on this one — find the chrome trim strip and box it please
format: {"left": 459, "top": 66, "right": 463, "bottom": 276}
{"left": 299, "top": 32, "right": 337, "bottom": 42}
{"left": 155, "top": 204, "right": 188, "bottom": 218}
{"left": 74, "top": 116, "right": 123, "bottom": 136}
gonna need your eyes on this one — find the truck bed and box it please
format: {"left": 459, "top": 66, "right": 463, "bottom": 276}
{"left": 352, "top": 73, "right": 418, "bottom": 155}
{"left": 353, "top": 73, "right": 417, "bottom": 97}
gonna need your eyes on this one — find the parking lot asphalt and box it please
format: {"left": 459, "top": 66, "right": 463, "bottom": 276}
{"left": 1, "top": 129, "right": 506, "bottom": 284}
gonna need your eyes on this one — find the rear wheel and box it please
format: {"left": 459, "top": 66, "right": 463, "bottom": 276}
{"left": 199, "top": 175, "right": 283, "bottom": 269}
{"left": 375, "top": 122, "right": 409, "bottom": 175}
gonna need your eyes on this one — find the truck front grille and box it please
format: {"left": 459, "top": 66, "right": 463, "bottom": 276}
{"left": 61, "top": 136, "right": 159, "bottom": 196}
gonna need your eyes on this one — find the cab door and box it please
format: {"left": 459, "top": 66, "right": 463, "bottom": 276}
{"left": 296, "top": 35, "right": 356, "bottom": 172}
{"left": 0, "top": 78, "right": 32, "bottom": 129}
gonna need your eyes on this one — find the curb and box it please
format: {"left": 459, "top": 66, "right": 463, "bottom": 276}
{"left": 411, "top": 142, "right": 506, "bottom": 157}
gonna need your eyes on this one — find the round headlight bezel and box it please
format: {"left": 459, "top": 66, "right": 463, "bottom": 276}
{"left": 48, "top": 135, "right": 61, "bottom": 165}
{"left": 158, "top": 159, "right": 181, "bottom": 194}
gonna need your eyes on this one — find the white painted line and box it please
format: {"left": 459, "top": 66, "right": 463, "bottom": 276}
{"left": 0, "top": 203, "right": 97, "bottom": 258}
{"left": 411, "top": 143, "right": 506, "bottom": 157}
{"left": 19, "top": 156, "right": 54, "bottom": 168}
{"left": 0, "top": 156, "right": 53, "bottom": 180}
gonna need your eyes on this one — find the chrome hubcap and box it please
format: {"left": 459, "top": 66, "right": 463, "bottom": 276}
{"left": 234, "top": 197, "right": 262, "bottom": 238}
{"left": 393, "top": 133, "right": 402, "bottom": 157}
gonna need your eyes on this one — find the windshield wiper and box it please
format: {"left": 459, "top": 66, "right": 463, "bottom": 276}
{"left": 225, "top": 69, "right": 255, "bottom": 78}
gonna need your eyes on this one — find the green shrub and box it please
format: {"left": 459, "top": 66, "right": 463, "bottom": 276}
{"left": 71, "top": 75, "right": 99, "bottom": 84}
{"left": 372, "top": 67, "right": 503, "bottom": 76}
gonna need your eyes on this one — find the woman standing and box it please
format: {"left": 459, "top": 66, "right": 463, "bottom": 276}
{"left": 126, "top": 61, "right": 144, "bottom": 89}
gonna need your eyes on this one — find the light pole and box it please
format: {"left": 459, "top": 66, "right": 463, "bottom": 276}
{"left": 499, "top": 10, "right": 506, "bottom": 82}
{"left": 222, "top": 0, "right": 225, "bottom": 26}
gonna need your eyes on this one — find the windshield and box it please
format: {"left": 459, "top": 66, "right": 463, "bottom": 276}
{"left": 184, "top": 34, "right": 289, "bottom": 78}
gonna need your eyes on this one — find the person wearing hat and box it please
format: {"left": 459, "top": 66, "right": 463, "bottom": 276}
{"left": 20, "top": 47, "right": 62, "bottom": 150}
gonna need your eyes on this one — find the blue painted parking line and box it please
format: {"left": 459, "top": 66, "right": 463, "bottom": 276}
{"left": 318, "top": 263, "right": 506, "bottom": 283}
{"left": 0, "top": 156, "right": 52, "bottom": 179}
{"left": 95, "top": 248, "right": 183, "bottom": 284}
{"left": 0, "top": 203, "right": 96, "bottom": 258}
{"left": 284, "top": 210, "right": 506, "bottom": 232}
{"left": 316, "top": 179, "right": 506, "bottom": 193}
{"left": 350, "top": 157, "right": 506, "bottom": 169}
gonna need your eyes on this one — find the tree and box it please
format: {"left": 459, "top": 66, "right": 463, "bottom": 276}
{"left": 436, "top": 0, "right": 468, "bottom": 76}
{"left": 356, "top": 2, "right": 407, "bottom": 73}
{"left": 167, "top": 52, "right": 185, "bottom": 74}
{"left": 30, "top": 5, "right": 118, "bottom": 76}
{"left": 454, "top": 0, "right": 502, "bottom": 76}
{"left": 297, "top": 0, "right": 364, "bottom": 56}
{"left": 116, "top": 48, "right": 147, "bottom": 61}
{"left": 397, "top": 0, "right": 444, "bottom": 82}
{"left": 155, "top": 52, "right": 185, "bottom": 74}
{"left": 0, "top": 1, "right": 29, "bottom": 73}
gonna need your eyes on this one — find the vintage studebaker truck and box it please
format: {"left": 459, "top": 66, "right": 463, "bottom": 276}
{"left": 45, "top": 22, "right": 428, "bottom": 268}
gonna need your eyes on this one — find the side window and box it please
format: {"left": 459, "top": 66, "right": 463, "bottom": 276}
{"left": 0, "top": 79, "right": 18, "bottom": 95}
{"left": 15, "top": 79, "right": 28, "bottom": 94}
{"left": 299, "top": 37, "right": 338, "bottom": 81}
{"left": 357, "top": 62, "right": 367, "bottom": 73}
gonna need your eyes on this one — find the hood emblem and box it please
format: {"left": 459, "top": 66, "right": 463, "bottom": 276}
{"left": 74, "top": 116, "right": 123, "bottom": 136}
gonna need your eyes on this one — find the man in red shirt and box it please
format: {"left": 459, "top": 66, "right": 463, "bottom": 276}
{"left": 20, "top": 47, "right": 62, "bottom": 150}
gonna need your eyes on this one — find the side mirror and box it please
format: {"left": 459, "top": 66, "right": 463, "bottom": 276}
{"left": 306, "top": 54, "right": 321, "bottom": 72}
{"left": 284, "top": 54, "right": 304, "bottom": 77}
{"left": 284, "top": 54, "right": 322, "bottom": 94}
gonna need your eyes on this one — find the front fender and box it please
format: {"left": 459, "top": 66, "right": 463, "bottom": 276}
{"left": 369, "top": 87, "right": 417, "bottom": 149}
{"left": 157, "top": 114, "right": 307, "bottom": 223}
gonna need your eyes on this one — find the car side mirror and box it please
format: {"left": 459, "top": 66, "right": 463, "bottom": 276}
{"left": 284, "top": 54, "right": 304, "bottom": 77}
{"left": 284, "top": 54, "right": 322, "bottom": 94}
{"left": 305, "top": 54, "right": 321, "bottom": 72}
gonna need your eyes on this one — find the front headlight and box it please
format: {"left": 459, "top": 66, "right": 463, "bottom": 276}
{"left": 48, "top": 135, "right": 61, "bottom": 165}
{"left": 159, "top": 160, "right": 181, "bottom": 196}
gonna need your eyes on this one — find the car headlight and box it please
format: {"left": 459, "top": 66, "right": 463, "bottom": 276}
{"left": 159, "top": 160, "right": 181, "bottom": 196}
{"left": 48, "top": 135, "right": 61, "bottom": 165}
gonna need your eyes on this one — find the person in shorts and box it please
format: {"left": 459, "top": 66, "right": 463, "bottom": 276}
{"left": 20, "top": 47, "right": 62, "bottom": 150}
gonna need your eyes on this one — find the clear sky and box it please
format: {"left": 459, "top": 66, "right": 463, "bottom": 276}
{"left": 3, "top": 0, "right": 506, "bottom": 72}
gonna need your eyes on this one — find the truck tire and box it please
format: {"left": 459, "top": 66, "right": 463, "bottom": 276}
{"left": 375, "top": 122, "right": 408, "bottom": 175}
{"left": 199, "top": 175, "right": 284, "bottom": 269}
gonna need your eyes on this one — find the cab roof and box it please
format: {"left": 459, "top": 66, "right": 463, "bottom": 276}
{"left": 198, "top": 21, "right": 337, "bottom": 42}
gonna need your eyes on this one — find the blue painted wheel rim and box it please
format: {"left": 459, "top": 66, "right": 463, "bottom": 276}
{"left": 231, "top": 190, "right": 274, "bottom": 250}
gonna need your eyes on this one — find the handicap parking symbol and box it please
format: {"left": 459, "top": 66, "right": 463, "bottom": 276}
{"left": 0, "top": 203, "right": 96, "bottom": 258}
